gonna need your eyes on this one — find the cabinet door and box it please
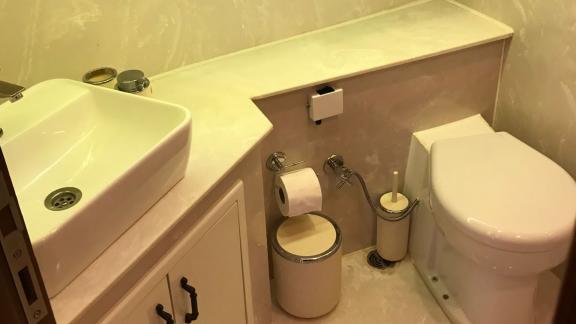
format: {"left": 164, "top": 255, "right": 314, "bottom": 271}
{"left": 103, "top": 277, "right": 174, "bottom": 324}
{"left": 169, "top": 203, "right": 247, "bottom": 324}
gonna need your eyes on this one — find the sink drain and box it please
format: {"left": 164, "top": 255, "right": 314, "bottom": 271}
{"left": 44, "top": 187, "right": 82, "bottom": 211}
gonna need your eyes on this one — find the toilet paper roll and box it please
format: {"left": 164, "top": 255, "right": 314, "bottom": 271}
{"left": 275, "top": 168, "right": 322, "bottom": 217}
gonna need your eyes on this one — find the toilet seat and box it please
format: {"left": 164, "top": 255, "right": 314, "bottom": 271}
{"left": 430, "top": 132, "right": 576, "bottom": 253}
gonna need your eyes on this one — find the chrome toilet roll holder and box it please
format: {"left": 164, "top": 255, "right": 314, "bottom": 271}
{"left": 266, "top": 152, "right": 304, "bottom": 172}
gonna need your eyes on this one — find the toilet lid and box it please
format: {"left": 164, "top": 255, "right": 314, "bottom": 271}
{"left": 430, "top": 132, "right": 576, "bottom": 252}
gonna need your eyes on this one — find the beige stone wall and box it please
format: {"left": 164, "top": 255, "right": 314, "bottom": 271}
{"left": 0, "top": 0, "right": 414, "bottom": 87}
{"left": 457, "top": 0, "right": 576, "bottom": 178}
{"left": 256, "top": 42, "right": 504, "bottom": 253}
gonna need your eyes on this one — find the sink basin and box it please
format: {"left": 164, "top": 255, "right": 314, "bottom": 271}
{"left": 0, "top": 79, "right": 192, "bottom": 297}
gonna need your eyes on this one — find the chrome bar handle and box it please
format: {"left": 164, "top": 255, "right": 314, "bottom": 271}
{"left": 325, "top": 154, "right": 352, "bottom": 189}
{"left": 324, "top": 154, "right": 345, "bottom": 173}
{"left": 266, "top": 152, "right": 304, "bottom": 172}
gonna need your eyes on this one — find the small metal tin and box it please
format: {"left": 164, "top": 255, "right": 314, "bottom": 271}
{"left": 82, "top": 67, "right": 117, "bottom": 86}
{"left": 116, "top": 70, "right": 150, "bottom": 94}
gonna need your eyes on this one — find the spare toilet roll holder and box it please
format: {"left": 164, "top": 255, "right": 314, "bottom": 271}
{"left": 266, "top": 152, "right": 305, "bottom": 172}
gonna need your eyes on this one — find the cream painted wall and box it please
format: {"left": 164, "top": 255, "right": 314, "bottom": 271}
{"left": 0, "top": 0, "right": 414, "bottom": 87}
{"left": 457, "top": 0, "right": 576, "bottom": 178}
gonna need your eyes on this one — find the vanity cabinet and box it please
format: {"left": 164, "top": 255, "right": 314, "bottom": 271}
{"left": 101, "top": 182, "right": 251, "bottom": 324}
{"left": 118, "top": 277, "right": 174, "bottom": 324}
{"left": 168, "top": 203, "right": 246, "bottom": 324}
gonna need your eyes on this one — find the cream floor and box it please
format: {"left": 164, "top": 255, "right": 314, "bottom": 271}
{"left": 271, "top": 248, "right": 450, "bottom": 324}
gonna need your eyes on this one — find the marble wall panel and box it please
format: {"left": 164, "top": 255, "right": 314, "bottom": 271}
{"left": 256, "top": 41, "right": 504, "bottom": 253}
{"left": 0, "top": 0, "right": 414, "bottom": 87}
{"left": 458, "top": 0, "right": 576, "bottom": 178}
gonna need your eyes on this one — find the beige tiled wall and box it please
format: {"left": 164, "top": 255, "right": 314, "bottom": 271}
{"left": 256, "top": 41, "right": 504, "bottom": 253}
{"left": 0, "top": 0, "right": 414, "bottom": 87}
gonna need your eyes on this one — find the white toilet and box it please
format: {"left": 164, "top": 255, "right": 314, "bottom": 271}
{"left": 404, "top": 115, "right": 576, "bottom": 324}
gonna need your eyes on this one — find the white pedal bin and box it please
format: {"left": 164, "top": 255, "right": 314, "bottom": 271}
{"left": 272, "top": 213, "right": 342, "bottom": 318}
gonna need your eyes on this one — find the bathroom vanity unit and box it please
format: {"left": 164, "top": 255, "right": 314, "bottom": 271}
{"left": 50, "top": 147, "right": 272, "bottom": 324}
{"left": 101, "top": 182, "right": 253, "bottom": 324}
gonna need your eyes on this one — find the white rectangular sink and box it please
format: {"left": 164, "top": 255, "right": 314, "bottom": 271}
{"left": 0, "top": 79, "right": 192, "bottom": 297}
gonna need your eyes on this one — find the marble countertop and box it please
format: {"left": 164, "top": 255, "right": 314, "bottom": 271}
{"left": 49, "top": 0, "right": 512, "bottom": 322}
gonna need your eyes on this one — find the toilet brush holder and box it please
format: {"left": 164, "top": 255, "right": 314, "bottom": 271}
{"left": 375, "top": 191, "right": 411, "bottom": 262}
{"left": 370, "top": 171, "right": 415, "bottom": 267}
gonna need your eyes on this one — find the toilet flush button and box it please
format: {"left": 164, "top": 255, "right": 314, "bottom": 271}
{"left": 308, "top": 86, "right": 343, "bottom": 122}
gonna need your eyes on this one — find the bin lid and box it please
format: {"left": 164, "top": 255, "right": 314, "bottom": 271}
{"left": 276, "top": 214, "right": 337, "bottom": 257}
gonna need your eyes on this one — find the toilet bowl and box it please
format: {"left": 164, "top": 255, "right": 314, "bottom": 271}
{"left": 404, "top": 115, "right": 576, "bottom": 324}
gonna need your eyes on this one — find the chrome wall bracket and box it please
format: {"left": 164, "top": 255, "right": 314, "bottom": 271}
{"left": 324, "top": 154, "right": 353, "bottom": 188}
{"left": 266, "top": 152, "right": 304, "bottom": 172}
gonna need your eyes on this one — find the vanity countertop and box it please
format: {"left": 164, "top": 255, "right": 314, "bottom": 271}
{"left": 50, "top": 0, "right": 512, "bottom": 322}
